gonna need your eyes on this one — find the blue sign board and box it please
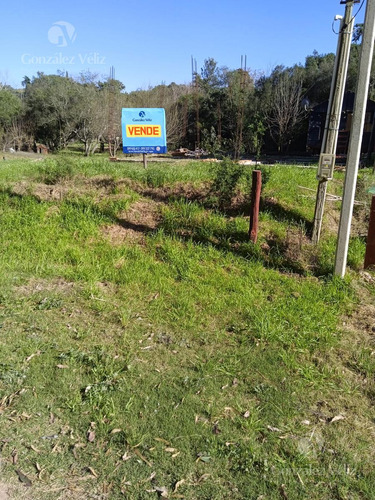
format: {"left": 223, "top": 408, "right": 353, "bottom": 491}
{"left": 122, "top": 108, "right": 167, "bottom": 154}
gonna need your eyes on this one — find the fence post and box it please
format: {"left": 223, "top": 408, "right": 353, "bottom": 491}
{"left": 249, "top": 170, "right": 262, "bottom": 243}
{"left": 364, "top": 195, "right": 375, "bottom": 269}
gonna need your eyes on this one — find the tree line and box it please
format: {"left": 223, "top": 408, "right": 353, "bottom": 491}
{"left": 0, "top": 37, "right": 372, "bottom": 157}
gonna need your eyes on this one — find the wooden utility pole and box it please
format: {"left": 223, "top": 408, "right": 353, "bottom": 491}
{"left": 108, "top": 66, "right": 116, "bottom": 158}
{"left": 311, "top": 1, "right": 356, "bottom": 243}
{"left": 235, "top": 55, "right": 247, "bottom": 160}
{"left": 192, "top": 57, "right": 200, "bottom": 150}
{"left": 364, "top": 196, "right": 375, "bottom": 269}
{"left": 335, "top": 0, "right": 375, "bottom": 277}
{"left": 249, "top": 170, "right": 262, "bottom": 243}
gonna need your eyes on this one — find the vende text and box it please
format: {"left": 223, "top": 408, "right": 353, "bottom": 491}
{"left": 126, "top": 125, "right": 161, "bottom": 137}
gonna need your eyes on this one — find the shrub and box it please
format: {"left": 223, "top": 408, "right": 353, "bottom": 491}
{"left": 210, "top": 158, "right": 271, "bottom": 210}
{"left": 37, "top": 158, "right": 75, "bottom": 185}
{"left": 210, "top": 157, "right": 244, "bottom": 208}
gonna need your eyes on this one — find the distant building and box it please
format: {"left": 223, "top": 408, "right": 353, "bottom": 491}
{"left": 35, "top": 143, "right": 49, "bottom": 155}
{"left": 307, "top": 91, "right": 375, "bottom": 155}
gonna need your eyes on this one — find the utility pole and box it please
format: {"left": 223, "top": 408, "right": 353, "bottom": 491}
{"left": 192, "top": 57, "right": 200, "bottom": 151}
{"left": 108, "top": 66, "right": 117, "bottom": 158}
{"left": 235, "top": 55, "right": 247, "bottom": 160}
{"left": 335, "top": 0, "right": 375, "bottom": 277}
{"left": 311, "top": 0, "right": 356, "bottom": 243}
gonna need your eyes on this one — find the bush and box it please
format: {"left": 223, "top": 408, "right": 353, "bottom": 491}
{"left": 37, "top": 158, "right": 75, "bottom": 185}
{"left": 210, "top": 158, "right": 271, "bottom": 210}
{"left": 210, "top": 158, "right": 244, "bottom": 208}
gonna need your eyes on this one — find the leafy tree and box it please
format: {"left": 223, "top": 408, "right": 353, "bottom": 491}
{"left": 247, "top": 113, "right": 266, "bottom": 159}
{"left": 23, "top": 73, "right": 81, "bottom": 150}
{"left": 75, "top": 84, "right": 108, "bottom": 156}
{"left": 303, "top": 51, "right": 335, "bottom": 106}
{"left": 0, "top": 86, "right": 23, "bottom": 151}
{"left": 0, "top": 87, "right": 22, "bottom": 127}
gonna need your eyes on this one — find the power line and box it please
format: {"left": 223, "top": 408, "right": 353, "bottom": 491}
{"left": 332, "top": 0, "right": 364, "bottom": 35}
{"left": 353, "top": 0, "right": 365, "bottom": 18}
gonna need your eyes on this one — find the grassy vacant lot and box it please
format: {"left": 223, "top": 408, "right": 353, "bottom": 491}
{"left": 0, "top": 155, "right": 374, "bottom": 499}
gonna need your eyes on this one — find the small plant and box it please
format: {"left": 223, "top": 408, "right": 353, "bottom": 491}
{"left": 210, "top": 158, "right": 271, "bottom": 210}
{"left": 210, "top": 157, "right": 244, "bottom": 208}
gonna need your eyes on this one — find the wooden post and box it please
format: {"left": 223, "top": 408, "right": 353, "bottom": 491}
{"left": 364, "top": 195, "right": 375, "bottom": 269}
{"left": 249, "top": 170, "right": 262, "bottom": 243}
{"left": 143, "top": 153, "right": 147, "bottom": 169}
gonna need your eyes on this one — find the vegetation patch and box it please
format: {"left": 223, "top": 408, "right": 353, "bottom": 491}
{"left": 0, "top": 157, "right": 374, "bottom": 499}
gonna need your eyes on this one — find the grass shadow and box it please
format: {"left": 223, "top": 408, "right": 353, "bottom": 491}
{"left": 158, "top": 216, "right": 316, "bottom": 276}
{"left": 262, "top": 197, "right": 313, "bottom": 235}
{"left": 116, "top": 218, "right": 158, "bottom": 235}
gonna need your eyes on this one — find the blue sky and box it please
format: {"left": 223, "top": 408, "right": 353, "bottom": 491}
{"left": 0, "top": 0, "right": 366, "bottom": 91}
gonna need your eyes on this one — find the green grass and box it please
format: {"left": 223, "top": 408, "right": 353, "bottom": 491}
{"left": 0, "top": 156, "right": 374, "bottom": 499}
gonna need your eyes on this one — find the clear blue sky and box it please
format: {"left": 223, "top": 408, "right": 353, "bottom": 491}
{"left": 0, "top": 0, "right": 366, "bottom": 91}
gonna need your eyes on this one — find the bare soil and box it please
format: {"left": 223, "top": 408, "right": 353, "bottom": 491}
{"left": 0, "top": 484, "right": 9, "bottom": 500}
{"left": 16, "top": 278, "right": 76, "bottom": 296}
{"left": 101, "top": 199, "right": 162, "bottom": 245}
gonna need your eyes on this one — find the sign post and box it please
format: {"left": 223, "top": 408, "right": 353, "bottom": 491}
{"left": 122, "top": 108, "right": 167, "bottom": 165}
{"left": 249, "top": 170, "right": 262, "bottom": 243}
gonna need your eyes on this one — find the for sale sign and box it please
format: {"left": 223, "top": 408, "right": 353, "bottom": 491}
{"left": 122, "top": 108, "right": 167, "bottom": 154}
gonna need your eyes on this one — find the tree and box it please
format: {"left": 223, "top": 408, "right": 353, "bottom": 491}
{"left": 264, "top": 67, "right": 305, "bottom": 153}
{"left": 0, "top": 87, "right": 22, "bottom": 126}
{"left": 75, "top": 84, "right": 108, "bottom": 156}
{"left": 247, "top": 113, "right": 266, "bottom": 160}
{"left": 0, "top": 87, "right": 23, "bottom": 151}
{"left": 24, "top": 73, "right": 81, "bottom": 150}
{"left": 303, "top": 51, "right": 335, "bottom": 106}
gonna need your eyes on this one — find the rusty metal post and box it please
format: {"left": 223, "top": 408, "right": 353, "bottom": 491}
{"left": 364, "top": 195, "right": 375, "bottom": 269}
{"left": 249, "top": 170, "right": 262, "bottom": 243}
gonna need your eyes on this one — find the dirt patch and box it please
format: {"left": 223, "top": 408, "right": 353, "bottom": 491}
{"left": 10, "top": 177, "right": 211, "bottom": 208}
{"left": 119, "top": 200, "right": 161, "bottom": 229}
{"left": 283, "top": 228, "right": 314, "bottom": 267}
{"left": 137, "top": 182, "right": 211, "bottom": 204}
{"left": 11, "top": 181, "right": 68, "bottom": 202}
{"left": 16, "top": 278, "right": 76, "bottom": 296}
{"left": 324, "top": 202, "right": 369, "bottom": 237}
{"left": 347, "top": 303, "right": 375, "bottom": 334}
{"left": 344, "top": 272, "right": 375, "bottom": 336}
{"left": 351, "top": 204, "right": 370, "bottom": 237}
{"left": 0, "top": 483, "right": 9, "bottom": 500}
{"left": 101, "top": 224, "right": 145, "bottom": 244}
{"left": 101, "top": 199, "right": 161, "bottom": 245}
{"left": 3, "top": 151, "right": 43, "bottom": 161}
{"left": 10, "top": 175, "right": 124, "bottom": 203}
{"left": 0, "top": 480, "right": 33, "bottom": 500}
